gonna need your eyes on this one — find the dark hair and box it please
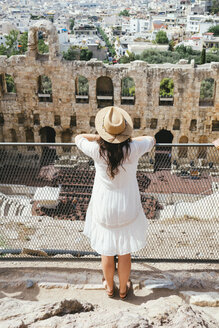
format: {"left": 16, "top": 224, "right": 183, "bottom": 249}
{"left": 97, "top": 137, "right": 131, "bottom": 179}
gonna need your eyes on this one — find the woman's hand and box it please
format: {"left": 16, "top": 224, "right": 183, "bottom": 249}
{"left": 78, "top": 134, "right": 100, "bottom": 142}
{"left": 212, "top": 138, "right": 219, "bottom": 150}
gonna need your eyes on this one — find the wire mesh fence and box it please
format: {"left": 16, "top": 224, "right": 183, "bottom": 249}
{"left": 0, "top": 142, "right": 218, "bottom": 262}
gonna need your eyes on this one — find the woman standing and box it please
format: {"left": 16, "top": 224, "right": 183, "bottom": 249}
{"left": 75, "top": 106, "right": 155, "bottom": 299}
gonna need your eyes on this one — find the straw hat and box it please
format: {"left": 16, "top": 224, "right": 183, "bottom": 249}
{"left": 95, "top": 106, "right": 133, "bottom": 144}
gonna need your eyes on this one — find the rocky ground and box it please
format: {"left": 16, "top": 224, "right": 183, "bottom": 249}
{"left": 0, "top": 261, "right": 219, "bottom": 327}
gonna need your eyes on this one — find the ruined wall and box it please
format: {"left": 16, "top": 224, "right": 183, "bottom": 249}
{"left": 0, "top": 20, "right": 219, "bottom": 146}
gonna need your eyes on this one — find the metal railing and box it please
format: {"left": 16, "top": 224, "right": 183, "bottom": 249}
{"left": 0, "top": 143, "right": 218, "bottom": 262}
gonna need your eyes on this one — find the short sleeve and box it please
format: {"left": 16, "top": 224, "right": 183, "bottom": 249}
{"left": 134, "top": 136, "right": 155, "bottom": 158}
{"left": 75, "top": 135, "right": 99, "bottom": 160}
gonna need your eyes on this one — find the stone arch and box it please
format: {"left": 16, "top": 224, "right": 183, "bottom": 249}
{"left": 96, "top": 76, "right": 114, "bottom": 108}
{"left": 189, "top": 119, "right": 197, "bottom": 131}
{"left": 173, "top": 119, "right": 180, "bottom": 130}
{"left": 199, "top": 78, "right": 215, "bottom": 107}
{"left": 6, "top": 74, "right": 16, "bottom": 93}
{"left": 159, "top": 78, "right": 174, "bottom": 106}
{"left": 121, "top": 76, "right": 135, "bottom": 105}
{"left": 38, "top": 75, "right": 53, "bottom": 102}
{"left": 39, "top": 126, "right": 56, "bottom": 143}
{"left": 155, "top": 129, "right": 173, "bottom": 171}
{"left": 61, "top": 129, "right": 73, "bottom": 152}
{"left": 75, "top": 75, "right": 89, "bottom": 103}
{"left": 27, "top": 20, "right": 59, "bottom": 60}
{"left": 198, "top": 135, "right": 208, "bottom": 159}
{"left": 178, "top": 136, "right": 188, "bottom": 158}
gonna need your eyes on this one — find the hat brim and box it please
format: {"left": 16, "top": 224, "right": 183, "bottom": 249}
{"left": 95, "top": 106, "right": 133, "bottom": 144}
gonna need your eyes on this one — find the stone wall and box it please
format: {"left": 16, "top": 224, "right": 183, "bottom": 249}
{"left": 0, "top": 20, "right": 219, "bottom": 146}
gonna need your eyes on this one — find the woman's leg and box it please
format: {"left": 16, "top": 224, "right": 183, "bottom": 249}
{"left": 101, "top": 255, "right": 115, "bottom": 291}
{"left": 118, "top": 253, "right": 131, "bottom": 294}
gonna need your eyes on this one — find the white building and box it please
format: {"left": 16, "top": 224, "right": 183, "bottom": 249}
{"left": 186, "top": 15, "right": 219, "bottom": 35}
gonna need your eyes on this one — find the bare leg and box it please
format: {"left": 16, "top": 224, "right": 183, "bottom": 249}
{"left": 101, "top": 255, "right": 115, "bottom": 292}
{"left": 118, "top": 253, "right": 131, "bottom": 294}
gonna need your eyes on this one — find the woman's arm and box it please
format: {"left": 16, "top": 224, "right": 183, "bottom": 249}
{"left": 75, "top": 134, "right": 100, "bottom": 142}
{"left": 132, "top": 135, "right": 156, "bottom": 146}
{"left": 212, "top": 138, "right": 219, "bottom": 150}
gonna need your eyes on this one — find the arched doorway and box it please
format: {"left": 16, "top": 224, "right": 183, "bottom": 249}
{"left": 39, "top": 127, "right": 56, "bottom": 143}
{"left": 39, "top": 127, "right": 56, "bottom": 166}
{"left": 96, "top": 76, "right": 114, "bottom": 108}
{"left": 155, "top": 129, "right": 173, "bottom": 171}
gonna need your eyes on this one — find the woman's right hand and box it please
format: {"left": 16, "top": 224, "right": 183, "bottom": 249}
{"left": 212, "top": 138, "right": 219, "bottom": 150}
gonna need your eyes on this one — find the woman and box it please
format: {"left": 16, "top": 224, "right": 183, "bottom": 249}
{"left": 75, "top": 106, "right": 155, "bottom": 299}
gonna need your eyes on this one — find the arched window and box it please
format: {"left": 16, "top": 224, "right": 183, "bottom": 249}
{"left": 199, "top": 78, "right": 215, "bottom": 107}
{"left": 173, "top": 119, "right": 180, "bottom": 130}
{"left": 121, "top": 77, "right": 135, "bottom": 105}
{"left": 96, "top": 76, "right": 113, "bottom": 108}
{"left": 6, "top": 74, "right": 16, "bottom": 93}
{"left": 159, "top": 78, "right": 174, "bottom": 106}
{"left": 38, "top": 75, "right": 52, "bottom": 102}
{"left": 37, "top": 30, "right": 49, "bottom": 56}
{"left": 75, "top": 76, "right": 89, "bottom": 103}
{"left": 189, "top": 119, "right": 197, "bottom": 131}
{"left": 178, "top": 136, "right": 188, "bottom": 158}
{"left": 39, "top": 126, "right": 56, "bottom": 143}
{"left": 198, "top": 135, "right": 208, "bottom": 159}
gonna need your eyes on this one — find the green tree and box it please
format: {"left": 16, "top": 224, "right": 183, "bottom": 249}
{"left": 155, "top": 31, "right": 169, "bottom": 44}
{"left": 5, "top": 30, "right": 19, "bottom": 56}
{"left": 77, "top": 76, "right": 89, "bottom": 94}
{"left": 122, "top": 77, "right": 135, "bottom": 96}
{"left": 0, "top": 44, "right": 7, "bottom": 56}
{"left": 69, "top": 18, "right": 75, "bottom": 31}
{"left": 39, "top": 75, "right": 52, "bottom": 94}
{"left": 97, "top": 27, "right": 116, "bottom": 57}
{"left": 200, "top": 78, "right": 214, "bottom": 99}
{"left": 19, "top": 32, "right": 28, "bottom": 53}
{"left": 119, "top": 9, "right": 130, "bottom": 17}
{"left": 160, "top": 78, "right": 174, "bottom": 97}
{"left": 208, "top": 25, "right": 219, "bottom": 36}
{"left": 200, "top": 47, "right": 206, "bottom": 64}
{"left": 38, "top": 39, "right": 49, "bottom": 54}
{"left": 63, "top": 46, "right": 80, "bottom": 60}
{"left": 6, "top": 74, "right": 16, "bottom": 93}
{"left": 211, "top": 0, "right": 219, "bottom": 14}
{"left": 80, "top": 48, "right": 93, "bottom": 61}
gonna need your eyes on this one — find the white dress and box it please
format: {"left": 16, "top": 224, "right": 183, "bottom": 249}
{"left": 75, "top": 135, "right": 154, "bottom": 256}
